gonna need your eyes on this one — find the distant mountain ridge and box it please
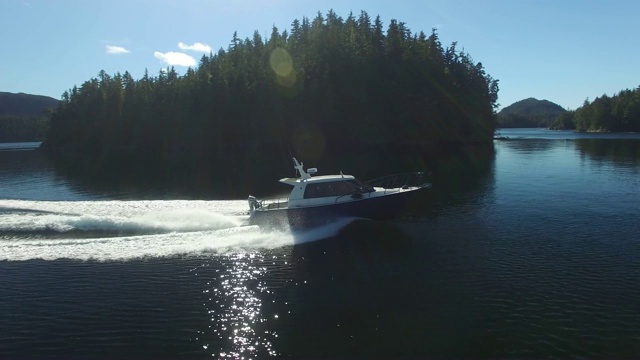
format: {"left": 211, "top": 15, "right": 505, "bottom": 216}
{"left": 498, "top": 98, "right": 566, "bottom": 128}
{"left": 0, "top": 92, "right": 58, "bottom": 142}
{"left": 0, "top": 92, "right": 59, "bottom": 117}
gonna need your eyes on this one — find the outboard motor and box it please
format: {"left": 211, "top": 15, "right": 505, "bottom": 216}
{"left": 248, "top": 196, "right": 260, "bottom": 212}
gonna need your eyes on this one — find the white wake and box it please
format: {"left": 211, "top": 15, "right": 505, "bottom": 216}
{"left": 0, "top": 199, "right": 355, "bottom": 261}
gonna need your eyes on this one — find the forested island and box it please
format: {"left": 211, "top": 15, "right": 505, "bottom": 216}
{"left": 42, "top": 10, "right": 499, "bottom": 195}
{"left": 0, "top": 92, "right": 58, "bottom": 142}
{"left": 497, "top": 98, "right": 566, "bottom": 128}
{"left": 551, "top": 86, "right": 640, "bottom": 131}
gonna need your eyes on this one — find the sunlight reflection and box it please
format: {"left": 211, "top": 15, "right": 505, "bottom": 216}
{"left": 203, "top": 252, "right": 277, "bottom": 359}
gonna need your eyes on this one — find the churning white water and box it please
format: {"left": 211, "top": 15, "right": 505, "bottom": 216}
{"left": 0, "top": 199, "right": 354, "bottom": 261}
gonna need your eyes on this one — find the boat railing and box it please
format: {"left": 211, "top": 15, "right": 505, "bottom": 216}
{"left": 260, "top": 197, "right": 289, "bottom": 210}
{"left": 364, "top": 172, "right": 431, "bottom": 191}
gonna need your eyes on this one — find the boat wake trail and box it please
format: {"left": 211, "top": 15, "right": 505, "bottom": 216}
{"left": 0, "top": 200, "right": 357, "bottom": 261}
{"left": 0, "top": 199, "right": 244, "bottom": 236}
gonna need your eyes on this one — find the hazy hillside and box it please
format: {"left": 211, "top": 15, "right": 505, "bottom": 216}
{"left": 498, "top": 98, "right": 566, "bottom": 128}
{"left": 0, "top": 92, "right": 59, "bottom": 116}
{"left": 0, "top": 92, "right": 58, "bottom": 142}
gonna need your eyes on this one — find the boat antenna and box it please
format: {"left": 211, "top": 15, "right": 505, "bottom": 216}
{"left": 288, "top": 149, "right": 297, "bottom": 178}
{"left": 291, "top": 156, "right": 311, "bottom": 180}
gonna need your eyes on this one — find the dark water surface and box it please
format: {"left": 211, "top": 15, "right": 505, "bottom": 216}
{"left": 1, "top": 129, "right": 640, "bottom": 359}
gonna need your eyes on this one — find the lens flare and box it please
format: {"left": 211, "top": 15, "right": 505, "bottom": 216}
{"left": 269, "top": 48, "right": 296, "bottom": 87}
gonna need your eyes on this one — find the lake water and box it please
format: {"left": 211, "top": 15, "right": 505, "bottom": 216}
{"left": 1, "top": 129, "right": 640, "bottom": 359}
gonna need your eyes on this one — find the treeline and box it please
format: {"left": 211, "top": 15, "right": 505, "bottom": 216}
{"left": 497, "top": 114, "right": 542, "bottom": 128}
{"left": 0, "top": 116, "right": 49, "bottom": 142}
{"left": 42, "top": 10, "right": 498, "bottom": 193}
{"left": 551, "top": 86, "right": 640, "bottom": 131}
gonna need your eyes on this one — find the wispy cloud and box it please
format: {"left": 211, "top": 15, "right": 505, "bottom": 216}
{"left": 178, "top": 42, "right": 212, "bottom": 53}
{"left": 153, "top": 51, "right": 196, "bottom": 67}
{"left": 105, "top": 45, "right": 130, "bottom": 54}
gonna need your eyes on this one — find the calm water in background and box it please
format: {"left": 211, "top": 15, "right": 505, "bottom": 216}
{"left": 1, "top": 129, "right": 640, "bottom": 359}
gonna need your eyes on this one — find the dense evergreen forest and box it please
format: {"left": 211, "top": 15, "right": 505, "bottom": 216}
{"left": 42, "top": 11, "right": 499, "bottom": 195}
{"left": 497, "top": 98, "right": 565, "bottom": 128}
{"left": 551, "top": 86, "right": 640, "bottom": 131}
{"left": 0, "top": 92, "right": 58, "bottom": 142}
{"left": 0, "top": 116, "right": 49, "bottom": 142}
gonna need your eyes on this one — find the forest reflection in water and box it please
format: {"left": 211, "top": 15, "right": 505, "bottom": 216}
{"left": 1, "top": 132, "right": 640, "bottom": 358}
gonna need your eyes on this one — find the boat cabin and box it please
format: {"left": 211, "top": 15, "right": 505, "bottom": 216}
{"left": 281, "top": 174, "right": 374, "bottom": 208}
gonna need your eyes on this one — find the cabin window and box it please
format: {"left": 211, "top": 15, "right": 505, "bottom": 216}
{"left": 303, "top": 181, "right": 358, "bottom": 199}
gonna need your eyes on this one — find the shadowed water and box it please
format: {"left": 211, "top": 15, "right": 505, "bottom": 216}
{"left": 1, "top": 130, "right": 640, "bottom": 359}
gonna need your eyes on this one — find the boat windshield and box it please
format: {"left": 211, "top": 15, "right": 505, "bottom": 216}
{"left": 350, "top": 178, "right": 375, "bottom": 193}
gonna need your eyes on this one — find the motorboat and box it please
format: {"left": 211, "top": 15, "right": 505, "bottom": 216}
{"left": 247, "top": 157, "right": 430, "bottom": 229}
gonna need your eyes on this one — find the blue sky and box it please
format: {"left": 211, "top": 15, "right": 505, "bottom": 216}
{"left": 1, "top": 0, "right": 638, "bottom": 110}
